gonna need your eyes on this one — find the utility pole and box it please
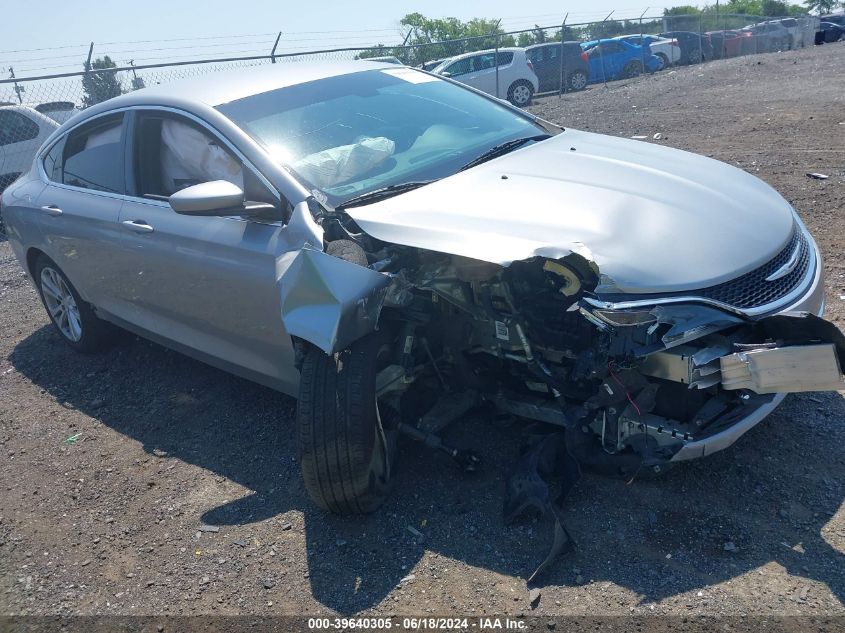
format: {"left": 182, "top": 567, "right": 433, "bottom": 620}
{"left": 597, "top": 11, "right": 614, "bottom": 87}
{"left": 559, "top": 13, "right": 568, "bottom": 97}
{"left": 270, "top": 32, "right": 282, "bottom": 63}
{"left": 640, "top": 7, "right": 650, "bottom": 71}
{"left": 493, "top": 19, "right": 502, "bottom": 98}
{"left": 9, "top": 67, "right": 23, "bottom": 104}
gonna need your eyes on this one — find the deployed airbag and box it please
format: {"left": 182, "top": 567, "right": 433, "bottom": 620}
{"left": 292, "top": 136, "right": 395, "bottom": 189}
{"left": 160, "top": 119, "right": 243, "bottom": 194}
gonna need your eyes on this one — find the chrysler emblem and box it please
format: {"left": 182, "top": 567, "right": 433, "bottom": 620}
{"left": 765, "top": 241, "right": 801, "bottom": 282}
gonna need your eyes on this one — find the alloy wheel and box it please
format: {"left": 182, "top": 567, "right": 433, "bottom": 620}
{"left": 512, "top": 84, "right": 531, "bottom": 106}
{"left": 40, "top": 266, "right": 82, "bottom": 342}
{"left": 569, "top": 72, "right": 587, "bottom": 91}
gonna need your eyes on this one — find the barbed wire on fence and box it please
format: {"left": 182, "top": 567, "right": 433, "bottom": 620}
{"left": 0, "top": 12, "right": 828, "bottom": 115}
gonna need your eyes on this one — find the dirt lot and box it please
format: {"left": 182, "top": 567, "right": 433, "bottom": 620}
{"left": 1, "top": 43, "right": 844, "bottom": 621}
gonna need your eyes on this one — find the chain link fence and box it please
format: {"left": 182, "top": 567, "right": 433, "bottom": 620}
{"left": 0, "top": 11, "right": 830, "bottom": 215}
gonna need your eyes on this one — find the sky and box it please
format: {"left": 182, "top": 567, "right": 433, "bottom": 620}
{"left": 1, "top": 0, "right": 680, "bottom": 77}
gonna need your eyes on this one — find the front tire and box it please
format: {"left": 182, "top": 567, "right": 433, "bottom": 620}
{"left": 568, "top": 70, "right": 588, "bottom": 91}
{"left": 297, "top": 332, "right": 398, "bottom": 515}
{"left": 507, "top": 80, "right": 534, "bottom": 107}
{"left": 654, "top": 53, "right": 669, "bottom": 71}
{"left": 34, "top": 255, "right": 113, "bottom": 353}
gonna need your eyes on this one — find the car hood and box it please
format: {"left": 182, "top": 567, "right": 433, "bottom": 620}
{"left": 345, "top": 129, "right": 796, "bottom": 294}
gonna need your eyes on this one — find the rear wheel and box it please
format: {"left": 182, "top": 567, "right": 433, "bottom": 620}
{"left": 507, "top": 80, "right": 534, "bottom": 107}
{"left": 568, "top": 70, "right": 588, "bottom": 91}
{"left": 33, "top": 255, "right": 113, "bottom": 352}
{"left": 297, "top": 331, "right": 398, "bottom": 514}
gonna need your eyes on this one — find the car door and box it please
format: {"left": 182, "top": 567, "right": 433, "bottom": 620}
{"left": 463, "top": 54, "right": 498, "bottom": 95}
{"left": 33, "top": 112, "right": 127, "bottom": 310}
{"left": 114, "top": 109, "right": 298, "bottom": 392}
{"left": 605, "top": 42, "right": 627, "bottom": 77}
{"left": 526, "top": 48, "right": 548, "bottom": 91}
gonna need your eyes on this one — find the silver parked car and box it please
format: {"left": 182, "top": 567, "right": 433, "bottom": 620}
{"left": 2, "top": 63, "right": 843, "bottom": 573}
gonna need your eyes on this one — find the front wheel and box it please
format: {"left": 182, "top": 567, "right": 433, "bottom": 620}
{"left": 568, "top": 70, "right": 588, "bottom": 91}
{"left": 654, "top": 53, "right": 669, "bottom": 71}
{"left": 507, "top": 80, "right": 534, "bottom": 107}
{"left": 34, "top": 255, "right": 113, "bottom": 353}
{"left": 297, "top": 332, "right": 398, "bottom": 514}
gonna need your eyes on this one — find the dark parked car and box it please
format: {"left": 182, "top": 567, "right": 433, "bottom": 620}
{"left": 820, "top": 13, "right": 845, "bottom": 26}
{"left": 818, "top": 21, "right": 845, "bottom": 42}
{"left": 420, "top": 58, "right": 447, "bottom": 72}
{"left": 525, "top": 42, "right": 590, "bottom": 92}
{"left": 707, "top": 30, "right": 746, "bottom": 58}
{"left": 658, "top": 31, "right": 713, "bottom": 63}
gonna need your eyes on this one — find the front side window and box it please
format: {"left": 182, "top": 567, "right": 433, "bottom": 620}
{"left": 444, "top": 58, "right": 472, "bottom": 76}
{"left": 133, "top": 114, "right": 243, "bottom": 198}
{"left": 217, "top": 68, "right": 550, "bottom": 208}
{"left": 475, "top": 54, "right": 495, "bottom": 70}
{"left": 131, "top": 112, "right": 279, "bottom": 209}
{"left": 0, "top": 111, "right": 40, "bottom": 147}
{"left": 60, "top": 113, "right": 125, "bottom": 194}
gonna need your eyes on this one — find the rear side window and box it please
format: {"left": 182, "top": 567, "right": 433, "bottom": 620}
{"left": 43, "top": 136, "right": 66, "bottom": 182}
{"left": 61, "top": 113, "right": 125, "bottom": 194}
{"left": 0, "top": 110, "right": 40, "bottom": 147}
{"left": 496, "top": 52, "right": 514, "bottom": 66}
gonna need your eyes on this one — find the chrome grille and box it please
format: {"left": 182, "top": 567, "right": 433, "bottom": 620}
{"left": 691, "top": 227, "right": 810, "bottom": 310}
{"left": 595, "top": 225, "right": 813, "bottom": 312}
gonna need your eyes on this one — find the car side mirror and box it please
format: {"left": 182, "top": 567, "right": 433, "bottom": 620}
{"left": 440, "top": 71, "right": 452, "bottom": 77}
{"left": 169, "top": 180, "right": 280, "bottom": 220}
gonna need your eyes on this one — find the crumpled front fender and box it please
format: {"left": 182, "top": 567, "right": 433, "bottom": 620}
{"left": 278, "top": 247, "right": 390, "bottom": 355}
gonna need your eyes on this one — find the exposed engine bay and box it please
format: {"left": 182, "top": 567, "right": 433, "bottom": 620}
{"left": 278, "top": 202, "right": 845, "bottom": 582}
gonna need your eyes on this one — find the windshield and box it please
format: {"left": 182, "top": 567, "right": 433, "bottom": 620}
{"left": 216, "top": 67, "right": 550, "bottom": 208}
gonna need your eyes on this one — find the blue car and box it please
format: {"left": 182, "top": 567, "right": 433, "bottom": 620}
{"left": 580, "top": 39, "right": 661, "bottom": 82}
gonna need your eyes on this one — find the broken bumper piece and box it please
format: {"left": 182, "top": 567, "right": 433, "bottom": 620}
{"left": 720, "top": 343, "right": 844, "bottom": 393}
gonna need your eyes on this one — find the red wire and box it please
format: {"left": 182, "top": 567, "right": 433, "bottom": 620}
{"left": 608, "top": 363, "right": 642, "bottom": 417}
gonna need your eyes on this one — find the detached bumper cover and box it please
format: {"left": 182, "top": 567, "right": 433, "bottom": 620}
{"left": 670, "top": 264, "right": 842, "bottom": 462}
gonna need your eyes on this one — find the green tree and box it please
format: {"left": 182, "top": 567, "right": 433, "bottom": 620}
{"left": 82, "top": 56, "right": 123, "bottom": 107}
{"left": 762, "top": 0, "right": 790, "bottom": 15}
{"left": 388, "top": 13, "right": 515, "bottom": 65}
{"left": 516, "top": 26, "right": 548, "bottom": 47}
{"left": 663, "top": 5, "right": 701, "bottom": 15}
{"left": 803, "top": 0, "right": 837, "bottom": 13}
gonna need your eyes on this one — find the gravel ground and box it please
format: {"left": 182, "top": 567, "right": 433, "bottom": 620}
{"left": 1, "top": 43, "right": 844, "bottom": 620}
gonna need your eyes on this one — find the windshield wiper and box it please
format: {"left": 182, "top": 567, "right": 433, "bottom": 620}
{"left": 458, "top": 134, "right": 551, "bottom": 172}
{"left": 337, "top": 180, "right": 436, "bottom": 210}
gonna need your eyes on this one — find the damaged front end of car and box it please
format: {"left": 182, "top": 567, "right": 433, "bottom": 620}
{"left": 277, "top": 200, "right": 845, "bottom": 582}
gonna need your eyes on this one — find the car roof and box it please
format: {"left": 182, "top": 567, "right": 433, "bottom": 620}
{"left": 525, "top": 41, "right": 581, "bottom": 48}
{"left": 441, "top": 47, "right": 523, "bottom": 61}
{"left": 99, "top": 61, "right": 397, "bottom": 109}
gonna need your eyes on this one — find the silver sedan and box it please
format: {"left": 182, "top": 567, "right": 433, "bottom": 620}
{"left": 2, "top": 62, "right": 843, "bottom": 542}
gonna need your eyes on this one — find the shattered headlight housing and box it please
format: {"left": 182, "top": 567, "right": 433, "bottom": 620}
{"left": 590, "top": 308, "right": 658, "bottom": 328}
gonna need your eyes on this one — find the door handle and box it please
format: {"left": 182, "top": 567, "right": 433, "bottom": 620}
{"left": 40, "top": 205, "right": 63, "bottom": 217}
{"left": 122, "top": 220, "right": 155, "bottom": 234}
